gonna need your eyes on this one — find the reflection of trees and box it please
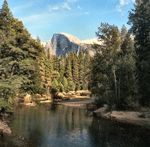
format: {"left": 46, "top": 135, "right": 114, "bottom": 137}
{"left": 27, "top": 126, "right": 43, "bottom": 147}
{"left": 88, "top": 118, "right": 150, "bottom": 147}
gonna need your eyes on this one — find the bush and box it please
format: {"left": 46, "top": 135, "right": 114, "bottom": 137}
{"left": 0, "top": 84, "right": 16, "bottom": 110}
{"left": 58, "top": 82, "right": 64, "bottom": 92}
{"left": 52, "top": 78, "right": 59, "bottom": 89}
{"left": 76, "top": 82, "right": 81, "bottom": 91}
{"left": 68, "top": 81, "right": 75, "bottom": 91}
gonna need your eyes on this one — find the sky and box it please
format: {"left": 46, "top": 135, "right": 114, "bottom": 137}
{"left": 0, "top": 0, "right": 135, "bottom": 44}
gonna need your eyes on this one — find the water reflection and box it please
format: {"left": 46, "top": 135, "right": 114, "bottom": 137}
{"left": 88, "top": 118, "right": 150, "bottom": 147}
{"left": 2, "top": 104, "right": 149, "bottom": 147}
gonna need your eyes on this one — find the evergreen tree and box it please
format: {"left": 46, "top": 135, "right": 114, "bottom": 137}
{"left": 61, "top": 76, "right": 68, "bottom": 92}
{"left": 84, "top": 50, "right": 90, "bottom": 89}
{"left": 0, "top": 0, "right": 46, "bottom": 109}
{"left": 71, "top": 51, "right": 79, "bottom": 85}
{"left": 117, "top": 33, "right": 137, "bottom": 108}
{"left": 65, "top": 56, "right": 73, "bottom": 82}
{"left": 121, "top": 24, "right": 128, "bottom": 40}
{"left": 59, "top": 54, "right": 65, "bottom": 78}
{"left": 92, "top": 23, "right": 122, "bottom": 108}
{"left": 53, "top": 55, "right": 60, "bottom": 72}
{"left": 68, "top": 81, "right": 75, "bottom": 91}
{"left": 78, "top": 49, "right": 84, "bottom": 89}
{"left": 52, "top": 78, "right": 59, "bottom": 89}
{"left": 128, "top": 0, "right": 150, "bottom": 106}
{"left": 45, "top": 48, "right": 53, "bottom": 96}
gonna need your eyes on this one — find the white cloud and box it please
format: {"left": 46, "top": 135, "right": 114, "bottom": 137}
{"left": 116, "top": 0, "right": 131, "bottom": 15}
{"left": 120, "top": 0, "right": 125, "bottom": 6}
{"left": 62, "top": 3, "right": 71, "bottom": 10}
{"left": 68, "top": 0, "right": 78, "bottom": 3}
{"left": 52, "top": 7, "right": 59, "bottom": 10}
{"left": 120, "top": 0, "right": 128, "bottom": 6}
{"left": 48, "top": 6, "right": 59, "bottom": 11}
{"left": 132, "top": 0, "right": 135, "bottom": 2}
{"left": 77, "top": 6, "right": 81, "bottom": 10}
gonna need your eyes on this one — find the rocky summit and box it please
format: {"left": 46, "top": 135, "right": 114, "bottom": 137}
{"left": 45, "top": 33, "right": 102, "bottom": 57}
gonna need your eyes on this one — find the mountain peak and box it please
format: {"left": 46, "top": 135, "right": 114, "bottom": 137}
{"left": 60, "top": 33, "right": 81, "bottom": 44}
{"left": 45, "top": 33, "right": 101, "bottom": 57}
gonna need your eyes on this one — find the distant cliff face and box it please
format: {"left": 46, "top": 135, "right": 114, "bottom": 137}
{"left": 45, "top": 33, "right": 102, "bottom": 57}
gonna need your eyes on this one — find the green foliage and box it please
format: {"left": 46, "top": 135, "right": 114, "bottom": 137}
{"left": 65, "top": 56, "right": 72, "bottom": 82}
{"left": 0, "top": 84, "right": 16, "bottom": 109}
{"left": 91, "top": 23, "right": 138, "bottom": 109}
{"left": 61, "top": 76, "right": 68, "bottom": 92}
{"left": 58, "top": 82, "right": 64, "bottom": 92}
{"left": 60, "top": 55, "right": 65, "bottom": 76}
{"left": 52, "top": 78, "right": 59, "bottom": 90}
{"left": 72, "top": 52, "right": 78, "bottom": 85}
{"left": 84, "top": 50, "right": 91, "bottom": 89}
{"left": 78, "top": 49, "right": 84, "bottom": 87}
{"left": 68, "top": 81, "right": 75, "bottom": 91}
{"left": 128, "top": 0, "right": 150, "bottom": 106}
{"left": 53, "top": 55, "right": 60, "bottom": 72}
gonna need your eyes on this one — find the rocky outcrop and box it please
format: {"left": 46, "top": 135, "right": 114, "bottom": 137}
{"left": 0, "top": 120, "right": 11, "bottom": 135}
{"left": 45, "top": 33, "right": 101, "bottom": 57}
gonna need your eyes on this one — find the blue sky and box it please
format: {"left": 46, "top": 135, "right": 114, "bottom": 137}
{"left": 0, "top": 0, "right": 135, "bottom": 43}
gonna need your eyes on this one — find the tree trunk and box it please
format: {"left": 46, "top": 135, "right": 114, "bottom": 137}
{"left": 113, "top": 68, "right": 118, "bottom": 107}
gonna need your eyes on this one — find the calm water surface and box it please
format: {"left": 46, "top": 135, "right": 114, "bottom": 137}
{"left": 1, "top": 103, "right": 150, "bottom": 147}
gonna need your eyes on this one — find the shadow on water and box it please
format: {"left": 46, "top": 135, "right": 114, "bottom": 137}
{"left": 88, "top": 117, "right": 150, "bottom": 147}
{"left": 27, "top": 127, "right": 43, "bottom": 147}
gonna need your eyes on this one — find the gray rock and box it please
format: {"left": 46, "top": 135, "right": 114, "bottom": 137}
{"left": 0, "top": 120, "right": 11, "bottom": 135}
{"left": 93, "top": 105, "right": 109, "bottom": 117}
{"left": 45, "top": 33, "right": 97, "bottom": 57}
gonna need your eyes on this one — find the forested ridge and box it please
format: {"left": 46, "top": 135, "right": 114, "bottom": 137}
{"left": 0, "top": 0, "right": 149, "bottom": 111}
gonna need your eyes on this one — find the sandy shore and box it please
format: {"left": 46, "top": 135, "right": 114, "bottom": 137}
{"left": 55, "top": 97, "right": 95, "bottom": 109}
{"left": 55, "top": 98, "right": 150, "bottom": 130}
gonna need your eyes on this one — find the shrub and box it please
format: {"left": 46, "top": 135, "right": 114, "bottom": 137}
{"left": 68, "top": 81, "right": 75, "bottom": 91}
{"left": 0, "top": 84, "right": 16, "bottom": 110}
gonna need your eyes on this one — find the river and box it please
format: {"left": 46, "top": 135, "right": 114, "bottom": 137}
{"left": 0, "top": 103, "right": 150, "bottom": 147}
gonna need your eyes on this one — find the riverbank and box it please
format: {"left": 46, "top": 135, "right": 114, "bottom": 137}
{"left": 55, "top": 98, "right": 150, "bottom": 130}
{"left": 55, "top": 97, "right": 95, "bottom": 109}
{"left": 93, "top": 105, "right": 150, "bottom": 130}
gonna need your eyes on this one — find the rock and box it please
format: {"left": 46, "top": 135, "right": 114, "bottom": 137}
{"left": 93, "top": 105, "right": 109, "bottom": 117}
{"left": 138, "top": 113, "right": 146, "bottom": 118}
{"left": 24, "top": 93, "right": 31, "bottom": 103}
{"left": 0, "top": 120, "right": 11, "bottom": 135}
{"left": 45, "top": 33, "right": 98, "bottom": 57}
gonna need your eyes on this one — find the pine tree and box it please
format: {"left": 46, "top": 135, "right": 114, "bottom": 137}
{"left": 59, "top": 54, "right": 65, "bottom": 78}
{"left": 84, "top": 50, "right": 90, "bottom": 89}
{"left": 0, "top": 0, "right": 46, "bottom": 109}
{"left": 121, "top": 24, "right": 128, "bottom": 40}
{"left": 93, "top": 23, "right": 122, "bottom": 108}
{"left": 53, "top": 55, "right": 60, "bottom": 72}
{"left": 71, "top": 51, "right": 78, "bottom": 85}
{"left": 61, "top": 76, "right": 68, "bottom": 92}
{"left": 78, "top": 49, "right": 84, "bottom": 89}
{"left": 128, "top": 0, "right": 150, "bottom": 106}
{"left": 65, "top": 55, "right": 72, "bottom": 82}
{"left": 45, "top": 48, "right": 53, "bottom": 97}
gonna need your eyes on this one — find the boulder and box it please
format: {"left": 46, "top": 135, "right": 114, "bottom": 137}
{"left": 24, "top": 94, "right": 31, "bottom": 103}
{"left": 0, "top": 120, "right": 11, "bottom": 135}
{"left": 93, "top": 105, "right": 109, "bottom": 117}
